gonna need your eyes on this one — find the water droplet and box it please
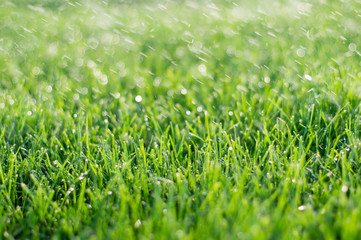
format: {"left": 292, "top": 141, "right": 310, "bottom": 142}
{"left": 153, "top": 77, "right": 161, "bottom": 87}
{"left": 134, "top": 219, "right": 141, "bottom": 228}
{"left": 198, "top": 64, "right": 207, "bottom": 75}
{"left": 349, "top": 43, "right": 356, "bottom": 52}
{"left": 112, "top": 92, "right": 120, "bottom": 99}
{"left": 135, "top": 95, "right": 142, "bottom": 102}
{"left": 296, "top": 48, "right": 305, "bottom": 57}
{"left": 304, "top": 74, "right": 312, "bottom": 81}
{"left": 298, "top": 205, "right": 306, "bottom": 211}
{"left": 46, "top": 86, "right": 53, "bottom": 93}
{"left": 341, "top": 185, "right": 348, "bottom": 193}
{"left": 32, "top": 67, "right": 41, "bottom": 75}
{"left": 100, "top": 74, "right": 108, "bottom": 85}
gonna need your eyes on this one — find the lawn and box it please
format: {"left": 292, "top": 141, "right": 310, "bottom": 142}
{"left": 1, "top": 0, "right": 361, "bottom": 239}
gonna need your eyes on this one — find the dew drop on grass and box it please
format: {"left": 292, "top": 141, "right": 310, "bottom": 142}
{"left": 134, "top": 219, "right": 141, "bottom": 228}
{"left": 100, "top": 74, "right": 108, "bottom": 85}
{"left": 153, "top": 77, "right": 161, "bottom": 87}
{"left": 341, "top": 185, "right": 348, "bottom": 193}
{"left": 135, "top": 95, "right": 142, "bottom": 102}
{"left": 27, "top": 111, "right": 32, "bottom": 116}
{"left": 304, "top": 74, "right": 312, "bottom": 81}
{"left": 112, "top": 92, "right": 121, "bottom": 99}
{"left": 107, "top": 191, "right": 113, "bottom": 195}
{"left": 181, "top": 88, "right": 187, "bottom": 95}
{"left": 298, "top": 205, "right": 306, "bottom": 211}
{"left": 296, "top": 48, "right": 305, "bottom": 57}
{"left": 198, "top": 64, "right": 207, "bottom": 75}
{"left": 32, "top": 67, "right": 41, "bottom": 75}
{"left": 349, "top": 43, "right": 356, "bottom": 52}
{"left": 46, "top": 86, "right": 53, "bottom": 93}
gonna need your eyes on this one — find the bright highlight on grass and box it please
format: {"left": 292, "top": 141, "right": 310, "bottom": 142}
{"left": 1, "top": 0, "right": 361, "bottom": 239}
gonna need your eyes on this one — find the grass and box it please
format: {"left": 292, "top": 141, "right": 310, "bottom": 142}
{"left": 1, "top": 0, "right": 361, "bottom": 239}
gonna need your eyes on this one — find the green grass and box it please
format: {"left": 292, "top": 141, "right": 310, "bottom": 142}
{"left": 1, "top": 0, "right": 361, "bottom": 239}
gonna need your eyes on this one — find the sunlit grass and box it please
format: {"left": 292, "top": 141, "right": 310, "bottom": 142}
{"left": 1, "top": 0, "right": 361, "bottom": 239}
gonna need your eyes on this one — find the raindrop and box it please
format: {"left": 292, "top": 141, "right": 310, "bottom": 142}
{"left": 100, "top": 75, "right": 108, "bottom": 85}
{"left": 198, "top": 64, "right": 207, "bottom": 75}
{"left": 112, "top": 92, "right": 121, "bottom": 99}
{"left": 349, "top": 43, "right": 356, "bottom": 52}
{"left": 298, "top": 205, "right": 306, "bottom": 211}
{"left": 32, "top": 67, "right": 41, "bottom": 75}
{"left": 135, "top": 95, "right": 142, "bottom": 102}
{"left": 46, "top": 86, "right": 53, "bottom": 93}
{"left": 134, "top": 219, "right": 141, "bottom": 228}
{"left": 153, "top": 77, "right": 161, "bottom": 87}
{"left": 304, "top": 74, "right": 312, "bottom": 81}
{"left": 296, "top": 48, "right": 305, "bottom": 57}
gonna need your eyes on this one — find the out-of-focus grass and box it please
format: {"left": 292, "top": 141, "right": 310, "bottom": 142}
{"left": 1, "top": 0, "right": 361, "bottom": 239}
